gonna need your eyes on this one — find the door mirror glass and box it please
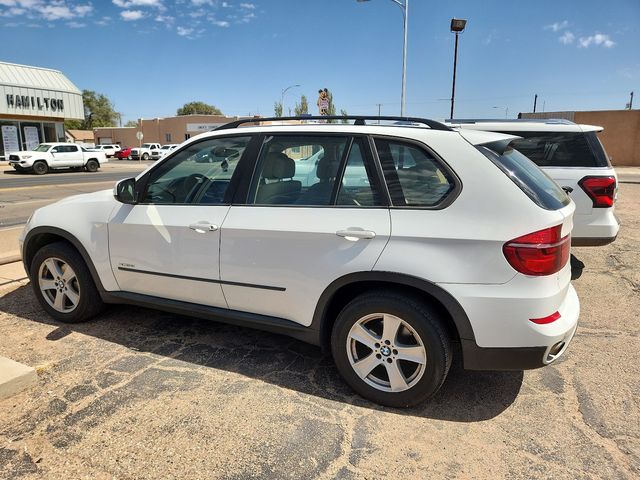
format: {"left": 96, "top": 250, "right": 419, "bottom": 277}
{"left": 114, "top": 177, "right": 137, "bottom": 204}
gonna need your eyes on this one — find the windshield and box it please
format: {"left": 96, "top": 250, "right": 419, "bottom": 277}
{"left": 142, "top": 143, "right": 153, "bottom": 148}
{"left": 162, "top": 146, "right": 171, "bottom": 150}
{"left": 34, "top": 144, "right": 51, "bottom": 152}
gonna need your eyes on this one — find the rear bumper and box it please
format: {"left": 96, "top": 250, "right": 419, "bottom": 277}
{"left": 571, "top": 208, "right": 620, "bottom": 246}
{"left": 442, "top": 270, "right": 580, "bottom": 370}
{"left": 461, "top": 321, "right": 578, "bottom": 370}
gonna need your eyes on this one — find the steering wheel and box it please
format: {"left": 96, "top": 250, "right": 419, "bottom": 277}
{"left": 181, "top": 173, "right": 208, "bottom": 203}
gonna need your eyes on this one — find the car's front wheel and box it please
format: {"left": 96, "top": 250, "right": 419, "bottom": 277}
{"left": 331, "top": 291, "right": 452, "bottom": 407}
{"left": 32, "top": 161, "right": 48, "bottom": 175}
{"left": 85, "top": 159, "right": 99, "bottom": 172}
{"left": 30, "top": 242, "right": 104, "bottom": 323}
{"left": 142, "top": 153, "right": 149, "bottom": 160}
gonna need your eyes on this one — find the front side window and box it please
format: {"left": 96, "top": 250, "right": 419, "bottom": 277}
{"left": 142, "top": 136, "right": 251, "bottom": 204}
{"left": 375, "top": 138, "right": 456, "bottom": 207}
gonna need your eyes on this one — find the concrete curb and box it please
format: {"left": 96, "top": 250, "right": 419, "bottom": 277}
{"left": 0, "top": 356, "right": 37, "bottom": 401}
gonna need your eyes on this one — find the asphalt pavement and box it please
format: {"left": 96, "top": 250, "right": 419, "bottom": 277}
{"left": 0, "top": 183, "right": 638, "bottom": 479}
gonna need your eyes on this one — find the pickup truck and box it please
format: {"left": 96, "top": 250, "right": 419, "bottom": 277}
{"left": 8, "top": 143, "right": 108, "bottom": 175}
{"left": 130, "top": 143, "right": 161, "bottom": 160}
{"left": 92, "top": 144, "right": 120, "bottom": 158}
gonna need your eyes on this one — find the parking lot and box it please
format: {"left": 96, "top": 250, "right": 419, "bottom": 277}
{"left": 0, "top": 181, "right": 638, "bottom": 479}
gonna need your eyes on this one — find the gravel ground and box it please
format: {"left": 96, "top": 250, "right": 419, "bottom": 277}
{"left": 0, "top": 184, "right": 638, "bottom": 479}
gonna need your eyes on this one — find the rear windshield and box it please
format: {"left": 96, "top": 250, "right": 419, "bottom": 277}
{"left": 478, "top": 145, "right": 570, "bottom": 210}
{"left": 494, "top": 131, "right": 609, "bottom": 168}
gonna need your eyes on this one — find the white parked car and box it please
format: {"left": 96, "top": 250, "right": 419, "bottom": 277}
{"left": 8, "top": 143, "right": 107, "bottom": 175}
{"left": 131, "top": 143, "right": 161, "bottom": 161}
{"left": 92, "top": 144, "right": 120, "bottom": 158}
{"left": 151, "top": 144, "right": 179, "bottom": 160}
{"left": 447, "top": 119, "right": 619, "bottom": 246}
{"left": 20, "top": 116, "right": 579, "bottom": 407}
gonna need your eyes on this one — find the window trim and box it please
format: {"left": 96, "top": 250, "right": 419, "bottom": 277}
{"left": 135, "top": 133, "right": 257, "bottom": 206}
{"left": 370, "top": 134, "right": 462, "bottom": 210}
{"left": 233, "top": 132, "right": 390, "bottom": 208}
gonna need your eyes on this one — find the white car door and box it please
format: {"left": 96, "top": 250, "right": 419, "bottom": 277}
{"left": 108, "top": 135, "right": 255, "bottom": 307}
{"left": 50, "top": 145, "right": 79, "bottom": 167}
{"left": 219, "top": 134, "right": 391, "bottom": 326}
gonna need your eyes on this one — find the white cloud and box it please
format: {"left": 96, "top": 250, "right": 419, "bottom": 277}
{"left": 545, "top": 20, "right": 568, "bottom": 32}
{"left": 176, "top": 26, "right": 193, "bottom": 36}
{"left": 239, "top": 2, "right": 255, "bottom": 9}
{"left": 67, "top": 20, "right": 85, "bottom": 28}
{"left": 559, "top": 31, "right": 574, "bottom": 45}
{"left": 212, "top": 19, "right": 229, "bottom": 27}
{"left": 120, "top": 9, "right": 144, "bottom": 21}
{"left": 578, "top": 32, "right": 615, "bottom": 48}
{"left": 113, "top": 0, "right": 163, "bottom": 8}
{"left": 0, "top": 1, "right": 93, "bottom": 21}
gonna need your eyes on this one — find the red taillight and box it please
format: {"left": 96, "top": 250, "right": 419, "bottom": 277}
{"left": 579, "top": 176, "right": 616, "bottom": 208}
{"left": 530, "top": 311, "right": 561, "bottom": 325}
{"left": 503, "top": 225, "right": 570, "bottom": 276}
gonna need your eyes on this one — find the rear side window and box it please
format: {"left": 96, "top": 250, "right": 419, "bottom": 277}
{"left": 499, "top": 131, "right": 608, "bottom": 167}
{"left": 375, "top": 138, "right": 456, "bottom": 207}
{"left": 478, "top": 145, "right": 570, "bottom": 210}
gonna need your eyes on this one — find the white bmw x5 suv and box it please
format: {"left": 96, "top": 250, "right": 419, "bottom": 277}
{"left": 20, "top": 116, "right": 579, "bottom": 407}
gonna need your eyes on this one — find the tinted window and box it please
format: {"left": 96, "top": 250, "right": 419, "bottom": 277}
{"left": 375, "top": 138, "right": 456, "bottom": 207}
{"left": 336, "top": 139, "right": 383, "bottom": 206}
{"left": 478, "top": 145, "right": 570, "bottom": 210}
{"left": 142, "top": 136, "right": 251, "bottom": 204}
{"left": 250, "top": 135, "right": 348, "bottom": 206}
{"left": 499, "top": 131, "right": 607, "bottom": 168}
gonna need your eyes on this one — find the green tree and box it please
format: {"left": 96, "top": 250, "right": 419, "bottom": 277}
{"left": 274, "top": 101, "right": 283, "bottom": 117}
{"left": 340, "top": 109, "right": 349, "bottom": 124}
{"left": 294, "top": 95, "right": 309, "bottom": 116}
{"left": 64, "top": 89, "right": 119, "bottom": 130}
{"left": 124, "top": 120, "right": 138, "bottom": 127}
{"left": 177, "top": 101, "right": 223, "bottom": 116}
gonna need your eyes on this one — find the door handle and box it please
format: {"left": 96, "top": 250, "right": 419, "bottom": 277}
{"left": 336, "top": 228, "right": 376, "bottom": 241}
{"left": 189, "top": 222, "right": 219, "bottom": 233}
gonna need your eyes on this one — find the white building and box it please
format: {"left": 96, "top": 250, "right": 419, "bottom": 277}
{"left": 0, "top": 61, "right": 84, "bottom": 159}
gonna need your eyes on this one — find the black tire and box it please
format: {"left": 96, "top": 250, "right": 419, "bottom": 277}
{"left": 331, "top": 291, "right": 452, "bottom": 408}
{"left": 30, "top": 241, "right": 105, "bottom": 323}
{"left": 142, "top": 153, "right": 149, "bottom": 160}
{"left": 32, "top": 161, "right": 48, "bottom": 175}
{"left": 85, "top": 159, "right": 99, "bottom": 172}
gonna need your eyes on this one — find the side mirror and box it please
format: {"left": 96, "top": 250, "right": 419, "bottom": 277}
{"left": 114, "top": 177, "right": 138, "bottom": 204}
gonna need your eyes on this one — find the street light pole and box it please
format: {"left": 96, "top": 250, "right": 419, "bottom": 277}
{"left": 357, "top": 0, "right": 408, "bottom": 116}
{"left": 449, "top": 18, "right": 467, "bottom": 119}
{"left": 281, "top": 84, "right": 300, "bottom": 117}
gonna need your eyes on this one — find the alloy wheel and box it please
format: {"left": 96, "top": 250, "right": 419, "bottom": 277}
{"left": 38, "top": 257, "right": 81, "bottom": 313}
{"left": 346, "top": 313, "right": 427, "bottom": 393}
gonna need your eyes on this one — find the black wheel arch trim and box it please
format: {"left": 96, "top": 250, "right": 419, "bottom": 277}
{"left": 310, "top": 271, "right": 476, "bottom": 344}
{"left": 22, "top": 226, "right": 107, "bottom": 293}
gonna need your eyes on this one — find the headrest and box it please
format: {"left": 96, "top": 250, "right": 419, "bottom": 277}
{"left": 316, "top": 152, "right": 340, "bottom": 180}
{"left": 263, "top": 152, "right": 295, "bottom": 179}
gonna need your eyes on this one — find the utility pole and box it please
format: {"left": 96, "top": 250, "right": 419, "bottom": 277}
{"left": 376, "top": 103, "right": 382, "bottom": 123}
{"left": 628, "top": 91, "right": 634, "bottom": 110}
{"left": 533, "top": 94, "right": 538, "bottom": 113}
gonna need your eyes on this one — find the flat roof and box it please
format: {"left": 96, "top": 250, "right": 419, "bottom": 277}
{"left": 0, "top": 61, "right": 82, "bottom": 94}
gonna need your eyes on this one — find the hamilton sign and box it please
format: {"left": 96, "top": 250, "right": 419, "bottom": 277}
{"left": 5, "top": 94, "right": 64, "bottom": 112}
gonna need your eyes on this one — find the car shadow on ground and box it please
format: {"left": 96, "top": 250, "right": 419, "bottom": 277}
{"left": 0, "top": 284, "right": 523, "bottom": 422}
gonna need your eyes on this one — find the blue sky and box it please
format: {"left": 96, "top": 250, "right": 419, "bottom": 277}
{"left": 1, "top": 0, "right": 638, "bottom": 124}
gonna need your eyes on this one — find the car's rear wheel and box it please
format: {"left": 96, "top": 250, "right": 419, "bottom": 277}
{"left": 30, "top": 242, "right": 104, "bottom": 323}
{"left": 85, "top": 159, "right": 99, "bottom": 172}
{"left": 32, "top": 161, "right": 48, "bottom": 175}
{"left": 331, "top": 291, "right": 452, "bottom": 407}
